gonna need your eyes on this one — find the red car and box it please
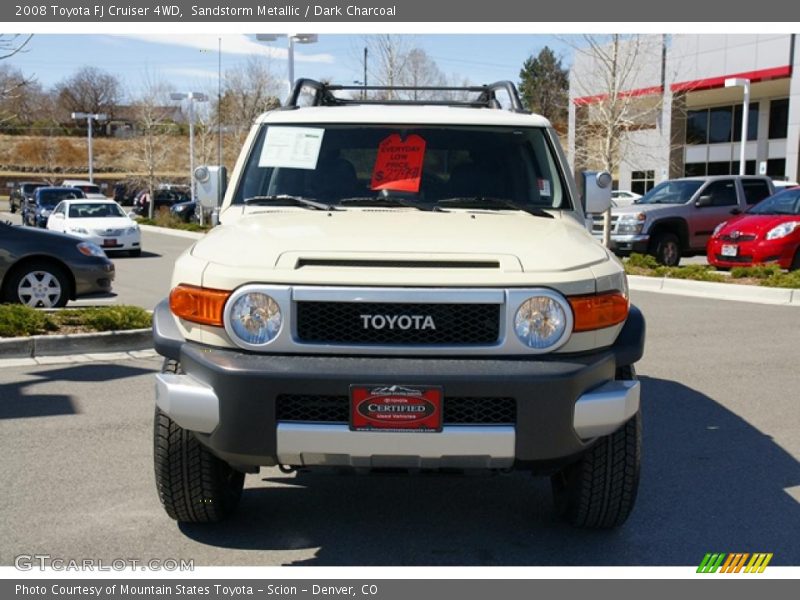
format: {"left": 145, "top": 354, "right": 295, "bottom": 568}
{"left": 708, "top": 187, "right": 800, "bottom": 270}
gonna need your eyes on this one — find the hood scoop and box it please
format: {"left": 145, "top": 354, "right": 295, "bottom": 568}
{"left": 295, "top": 258, "right": 501, "bottom": 269}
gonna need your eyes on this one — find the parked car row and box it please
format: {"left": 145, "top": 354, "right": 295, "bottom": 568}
{"left": 595, "top": 175, "right": 800, "bottom": 271}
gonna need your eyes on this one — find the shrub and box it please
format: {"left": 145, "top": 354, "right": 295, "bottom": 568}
{"left": 652, "top": 264, "right": 727, "bottom": 283}
{"left": 730, "top": 265, "right": 782, "bottom": 279}
{"left": 626, "top": 253, "right": 659, "bottom": 269}
{"left": 77, "top": 306, "right": 152, "bottom": 331}
{"left": 0, "top": 304, "right": 57, "bottom": 337}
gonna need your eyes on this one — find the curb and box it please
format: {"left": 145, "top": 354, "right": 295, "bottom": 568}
{"left": 628, "top": 275, "right": 800, "bottom": 306}
{"left": 138, "top": 224, "right": 205, "bottom": 240}
{"left": 0, "top": 328, "right": 152, "bottom": 360}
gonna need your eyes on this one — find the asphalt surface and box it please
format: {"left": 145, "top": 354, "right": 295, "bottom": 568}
{"left": 0, "top": 290, "right": 798, "bottom": 566}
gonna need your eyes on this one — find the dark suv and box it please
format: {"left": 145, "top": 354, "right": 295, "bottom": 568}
{"left": 9, "top": 181, "right": 47, "bottom": 214}
{"left": 22, "top": 187, "right": 85, "bottom": 228}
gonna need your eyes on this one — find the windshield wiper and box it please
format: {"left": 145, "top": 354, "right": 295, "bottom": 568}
{"left": 243, "top": 195, "right": 337, "bottom": 211}
{"left": 339, "top": 197, "right": 430, "bottom": 210}
{"left": 436, "top": 197, "right": 554, "bottom": 218}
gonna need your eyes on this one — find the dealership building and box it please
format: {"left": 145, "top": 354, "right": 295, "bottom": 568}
{"left": 568, "top": 34, "right": 800, "bottom": 194}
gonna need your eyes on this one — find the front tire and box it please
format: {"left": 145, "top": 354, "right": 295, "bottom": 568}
{"left": 551, "top": 365, "right": 641, "bottom": 529}
{"left": 650, "top": 232, "right": 681, "bottom": 266}
{"left": 4, "top": 261, "right": 70, "bottom": 308}
{"left": 153, "top": 360, "right": 244, "bottom": 523}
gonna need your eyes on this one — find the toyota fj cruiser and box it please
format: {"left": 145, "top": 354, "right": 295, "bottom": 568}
{"left": 152, "top": 80, "right": 646, "bottom": 529}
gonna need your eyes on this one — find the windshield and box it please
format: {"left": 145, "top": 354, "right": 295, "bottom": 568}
{"left": 68, "top": 202, "right": 127, "bottom": 218}
{"left": 233, "top": 124, "right": 569, "bottom": 210}
{"left": 636, "top": 180, "right": 704, "bottom": 205}
{"left": 747, "top": 188, "right": 800, "bottom": 215}
{"left": 22, "top": 183, "right": 45, "bottom": 194}
{"left": 39, "top": 189, "right": 84, "bottom": 207}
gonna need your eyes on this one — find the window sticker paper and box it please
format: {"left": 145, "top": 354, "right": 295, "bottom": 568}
{"left": 370, "top": 133, "right": 427, "bottom": 193}
{"left": 538, "top": 178, "right": 551, "bottom": 197}
{"left": 259, "top": 126, "right": 325, "bottom": 170}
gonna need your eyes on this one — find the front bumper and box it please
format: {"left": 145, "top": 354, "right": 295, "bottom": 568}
{"left": 707, "top": 238, "right": 796, "bottom": 269}
{"left": 609, "top": 234, "right": 650, "bottom": 255}
{"left": 71, "top": 259, "right": 115, "bottom": 297}
{"left": 152, "top": 300, "right": 645, "bottom": 470}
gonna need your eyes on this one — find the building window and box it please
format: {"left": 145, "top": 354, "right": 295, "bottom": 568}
{"left": 769, "top": 98, "right": 789, "bottom": 139}
{"left": 767, "top": 158, "right": 786, "bottom": 177}
{"left": 686, "top": 103, "right": 760, "bottom": 144}
{"left": 686, "top": 110, "right": 708, "bottom": 144}
{"left": 707, "top": 161, "right": 732, "bottom": 176}
{"left": 684, "top": 163, "right": 706, "bottom": 176}
{"left": 630, "top": 170, "right": 655, "bottom": 195}
{"left": 731, "top": 160, "right": 757, "bottom": 175}
{"left": 708, "top": 106, "right": 733, "bottom": 144}
{"left": 733, "top": 102, "right": 759, "bottom": 141}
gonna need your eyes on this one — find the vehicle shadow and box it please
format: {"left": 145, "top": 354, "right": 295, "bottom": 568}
{"left": 178, "top": 375, "right": 800, "bottom": 566}
{"left": 111, "top": 251, "right": 162, "bottom": 259}
{"left": 0, "top": 363, "right": 154, "bottom": 420}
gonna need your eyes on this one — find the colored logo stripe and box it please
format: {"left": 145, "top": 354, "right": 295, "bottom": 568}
{"left": 697, "top": 553, "right": 773, "bottom": 573}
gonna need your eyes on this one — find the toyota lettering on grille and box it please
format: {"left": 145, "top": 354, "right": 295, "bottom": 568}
{"left": 359, "top": 314, "right": 436, "bottom": 330}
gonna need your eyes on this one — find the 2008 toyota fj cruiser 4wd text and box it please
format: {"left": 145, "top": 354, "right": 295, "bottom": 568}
{"left": 152, "top": 80, "right": 646, "bottom": 529}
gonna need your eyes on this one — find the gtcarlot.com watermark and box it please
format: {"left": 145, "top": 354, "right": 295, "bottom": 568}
{"left": 15, "top": 554, "right": 194, "bottom": 571}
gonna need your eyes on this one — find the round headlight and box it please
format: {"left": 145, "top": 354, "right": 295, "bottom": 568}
{"left": 228, "top": 292, "right": 282, "bottom": 345}
{"left": 514, "top": 296, "right": 568, "bottom": 349}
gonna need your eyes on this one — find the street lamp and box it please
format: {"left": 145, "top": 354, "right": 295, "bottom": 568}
{"left": 256, "top": 33, "right": 319, "bottom": 97}
{"left": 170, "top": 91, "right": 208, "bottom": 221}
{"left": 71, "top": 112, "right": 107, "bottom": 183}
{"left": 725, "top": 77, "right": 751, "bottom": 176}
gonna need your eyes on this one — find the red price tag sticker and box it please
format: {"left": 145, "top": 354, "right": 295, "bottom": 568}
{"left": 370, "top": 133, "right": 426, "bottom": 193}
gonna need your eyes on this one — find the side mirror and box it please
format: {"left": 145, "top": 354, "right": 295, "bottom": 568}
{"left": 582, "top": 170, "right": 613, "bottom": 214}
{"left": 52, "top": 213, "right": 64, "bottom": 219}
{"left": 695, "top": 194, "right": 713, "bottom": 208}
{"left": 194, "top": 165, "right": 228, "bottom": 209}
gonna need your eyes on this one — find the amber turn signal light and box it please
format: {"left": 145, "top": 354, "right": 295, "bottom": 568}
{"left": 568, "top": 292, "right": 629, "bottom": 332}
{"left": 169, "top": 284, "right": 231, "bottom": 327}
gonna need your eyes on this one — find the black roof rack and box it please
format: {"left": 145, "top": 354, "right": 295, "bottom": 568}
{"left": 284, "top": 79, "right": 528, "bottom": 113}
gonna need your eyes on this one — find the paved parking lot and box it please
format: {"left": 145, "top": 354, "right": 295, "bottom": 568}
{"left": 1, "top": 289, "right": 798, "bottom": 566}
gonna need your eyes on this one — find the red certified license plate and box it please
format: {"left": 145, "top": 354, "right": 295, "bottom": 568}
{"left": 350, "top": 385, "right": 442, "bottom": 432}
{"left": 102, "top": 238, "right": 117, "bottom": 247}
{"left": 721, "top": 244, "right": 738, "bottom": 257}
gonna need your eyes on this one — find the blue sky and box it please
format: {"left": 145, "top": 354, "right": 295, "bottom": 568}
{"left": 6, "top": 34, "right": 574, "bottom": 100}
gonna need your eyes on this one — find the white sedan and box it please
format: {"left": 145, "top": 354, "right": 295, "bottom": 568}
{"left": 47, "top": 199, "right": 142, "bottom": 256}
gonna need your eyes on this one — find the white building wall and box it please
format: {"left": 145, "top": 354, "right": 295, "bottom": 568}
{"left": 786, "top": 37, "right": 800, "bottom": 182}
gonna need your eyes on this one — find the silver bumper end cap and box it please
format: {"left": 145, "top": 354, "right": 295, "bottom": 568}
{"left": 277, "top": 424, "right": 515, "bottom": 469}
{"left": 573, "top": 379, "right": 640, "bottom": 439}
{"left": 154, "top": 372, "right": 219, "bottom": 433}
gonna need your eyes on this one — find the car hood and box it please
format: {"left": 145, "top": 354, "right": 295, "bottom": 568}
{"left": 611, "top": 202, "right": 685, "bottom": 216}
{"left": 193, "top": 209, "right": 609, "bottom": 277}
{"left": 70, "top": 217, "right": 134, "bottom": 230}
{"left": 717, "top": 214, "right": 800, "bottom": 238}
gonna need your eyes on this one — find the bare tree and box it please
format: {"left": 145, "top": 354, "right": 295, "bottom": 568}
{"left": 567, "top": 34, "right": 674, "bottom": 245}
{"left": 55, "top": 66, "right": 122, "bottom": 122}
{"left": 0, "top": 34, "right": 32, "bottom": 60}
{"left": 397, "top": 48, "right": 445, "bottom": 100}
{"left": 130, "top": 74, "right": 176, "bottom": 219}
{"left": 364, "top": 35, "right": 412, "bottom": 99}
{"left": 218, "top": 56, "right": 281, "bottom": 145}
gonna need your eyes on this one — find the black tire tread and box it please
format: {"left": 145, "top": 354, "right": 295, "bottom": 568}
{"left": 153, "top": 360, "right": 244, "bottom": 523}
{"left": 552, "top": 365, "right": 641, "bottom": 529}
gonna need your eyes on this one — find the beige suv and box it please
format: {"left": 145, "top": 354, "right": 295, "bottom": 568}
{"left": 152, "top": 80, "right": 646, "bottom": 529}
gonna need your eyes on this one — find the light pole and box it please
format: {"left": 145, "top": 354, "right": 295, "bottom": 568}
{"left": 725, "top": 77, "right": 751, "bottom": 176}
{"left": 71, "top": 112, "right": 106, "bottom": 183}
{"left": 171, "top": 92, "right": 208, "bottom": 221}
{"left": 256, "top": 33, "right": 319, "bottom": 98}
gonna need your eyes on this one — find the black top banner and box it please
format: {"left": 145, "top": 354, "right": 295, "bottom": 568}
{"left": 4, "top": 0, "right": 800, "bottom": 22}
